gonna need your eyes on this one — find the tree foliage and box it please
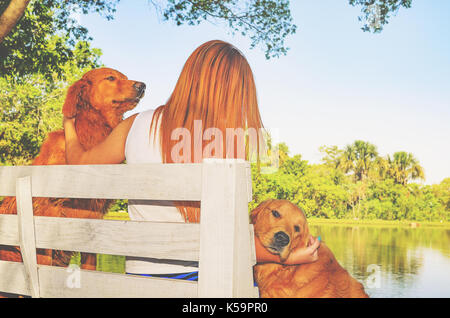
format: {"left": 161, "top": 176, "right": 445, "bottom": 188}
{"left": 156, "top": 0, "right": 297, "bottom": 59}
{"left": 0, "top": 0, "right": 31, "bottom": 43}
{"left": 339, "top": 140, "right": 379, "bottom": 182}
{"left": 0, "top": 0, "right": 114, "bottom": 79}
{"left": 349, "top": 0, "right": 413, "bottom": 33}
{"left": 386, "top": 151, "right": 425, "bottom": 185}
{"left": 0, "top": 41, "right": 101, "bottom": 164}
{"left": 252, "top": 141, "right": 449, "bottom": 222}
{"left": 0, "top": 0, "right": 297, "bottom": 77}
{"left": 0, "top": 0, "right": 415, "bottom": 78}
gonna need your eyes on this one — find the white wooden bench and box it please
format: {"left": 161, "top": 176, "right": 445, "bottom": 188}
{"left": 0, "top": 159, "right": 258, "bottom": 298}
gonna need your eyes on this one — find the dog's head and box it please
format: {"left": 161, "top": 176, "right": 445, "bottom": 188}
{"left": 251, "top": 199, "right": 310, "bottom": 262}
{"left": 62, "top": 67, "right": 146, "bottom": 127}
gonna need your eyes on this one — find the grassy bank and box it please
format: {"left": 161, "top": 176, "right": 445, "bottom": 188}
{"left": 92, "top": 211, "right": 129, "bottom": 273}
{"left": 105, "top": 211, "right": 450, "bottom": 228}
{"left": 104, "top": 211, "right": 130, "bottom": 220}
{"left": 307, "top": 218, "right": 450, "bottom": 228}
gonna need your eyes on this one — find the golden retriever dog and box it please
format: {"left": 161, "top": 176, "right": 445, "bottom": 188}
{"left": 0, "top": 68, "right": 145, "bottom": 271}
{"left": 251, "top": 199, "right": 369, "bottom": 298}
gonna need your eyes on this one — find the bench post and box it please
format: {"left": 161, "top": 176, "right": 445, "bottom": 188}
{"left": 16, "top": 176, "right": 40, "bottom": 298}
{"left": 198, "top": 159, "right": 256, "bottom": 298}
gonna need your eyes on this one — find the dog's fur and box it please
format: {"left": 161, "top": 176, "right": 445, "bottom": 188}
{"left": 0, "top": 67, "right": 145, "bottom": 270}
{"left": 251, "top": 199, "right": 368, "bottom": 298}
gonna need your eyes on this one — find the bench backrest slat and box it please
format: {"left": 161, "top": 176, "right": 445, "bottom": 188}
{"left": 0, "top": 164, "right": 202, "bottom": 200}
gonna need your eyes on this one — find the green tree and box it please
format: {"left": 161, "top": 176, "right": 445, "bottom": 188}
{"left": 339, "top": 140, "right": 379, "bottom": 182}
{"left": 0, "top": 40, "right": 101, "bottom": 164}
{"left": 386, "top": 151, "right": 425, "bottom": 185}
{"left": 319, "top": 145, "right": 343, "bottom": 169}
{"left": 276, "top": 142, "right": 290, "bottom": 168}
{"left": 319, "top": 145, "right": 350, "bottom": 185}
{"left": 158, "top": 0, "right": 296, "bottom": 59}
{"left": 432, "top": 178, "right": 450, "bottom": 212}
{"left": 0, "top": 0, "right": 30, "bottom": 43}
{"left": 349, "top": 0, "right": 413, "bottom": 33}
{"left": 251, "top": 140, "right": 446, "bottom": 222}
{"left": 1, "top": 0, "right": 415, "bottom": 76}
{"left": 0, "top": 0, "right": 114, "bottom": 79}
{"left": 280, "top": 154, "right": 308, "bottom": 177}
{"left": 0, "top": 0, "right": 297, "bottom": 77}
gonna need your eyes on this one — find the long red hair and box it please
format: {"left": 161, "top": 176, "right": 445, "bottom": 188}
{"left": 151, "top": 40, "right": 264, "bottom": 222}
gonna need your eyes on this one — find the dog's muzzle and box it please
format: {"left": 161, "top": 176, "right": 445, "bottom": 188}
{"left": 133, "top": 82, "right": 146, "bottom": 99}
{"left": 273, "top": 231, "right": 290, "bottom": 249}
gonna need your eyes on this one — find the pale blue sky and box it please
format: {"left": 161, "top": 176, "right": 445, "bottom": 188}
{"left": 79, "top": 0, "right": 450, "bottom": 184}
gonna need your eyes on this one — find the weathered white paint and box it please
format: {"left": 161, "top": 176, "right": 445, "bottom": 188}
{"left": 0, "top": 164, "right": 202, "bottom": 200}
{"left": 0, "top": 161, "right": 256, "bottom": 298}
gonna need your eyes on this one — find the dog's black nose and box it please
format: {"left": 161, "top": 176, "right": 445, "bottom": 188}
{"left": 274, "top": 231, "right": 290, "bottom": 247}
{"left": 134, "top": 82, "right": 146, "bottom": 95}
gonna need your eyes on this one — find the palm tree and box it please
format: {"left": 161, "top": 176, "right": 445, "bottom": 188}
{"left": 386, "top": 151, "right": 425, "bottom": 185}
{"left": 373, "top": 156, "right": 390, "bottom": 180}
{"left": 339, "top": 140, "right": 379, "bottom": 181}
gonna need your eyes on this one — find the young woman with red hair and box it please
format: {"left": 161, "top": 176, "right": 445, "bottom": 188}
{"left": 64, "top": 40, "right": 319, "bottom": 279}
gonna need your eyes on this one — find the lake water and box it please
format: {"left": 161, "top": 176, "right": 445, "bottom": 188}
{"left": 309, "top": 224, "right": 450, "bottom": 298}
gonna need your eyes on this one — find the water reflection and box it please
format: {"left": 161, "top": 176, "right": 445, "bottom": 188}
{"left": 309, "top": 224, "right": 450, "bottom": 298}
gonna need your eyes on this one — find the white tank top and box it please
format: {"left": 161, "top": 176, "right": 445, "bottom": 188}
{"left": 124, "top": 109, "right": 198, "bottom": 274}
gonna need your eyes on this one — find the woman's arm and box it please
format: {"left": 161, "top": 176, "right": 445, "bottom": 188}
{"left": 63, "top": 114, "right": 138, "bottom": 165}
{"left": 254, "top": 235, "right": 320, "bottom": 265}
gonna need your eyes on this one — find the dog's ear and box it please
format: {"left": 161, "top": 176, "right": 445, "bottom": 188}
{"left": 250, "top": 199, "right": 274, "bottom": 224}
{"left": 296, "top": 206, "right": 311, "bottom": 249}
{"left": 62, "top": 79, "right": 90, "bottom": 118}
